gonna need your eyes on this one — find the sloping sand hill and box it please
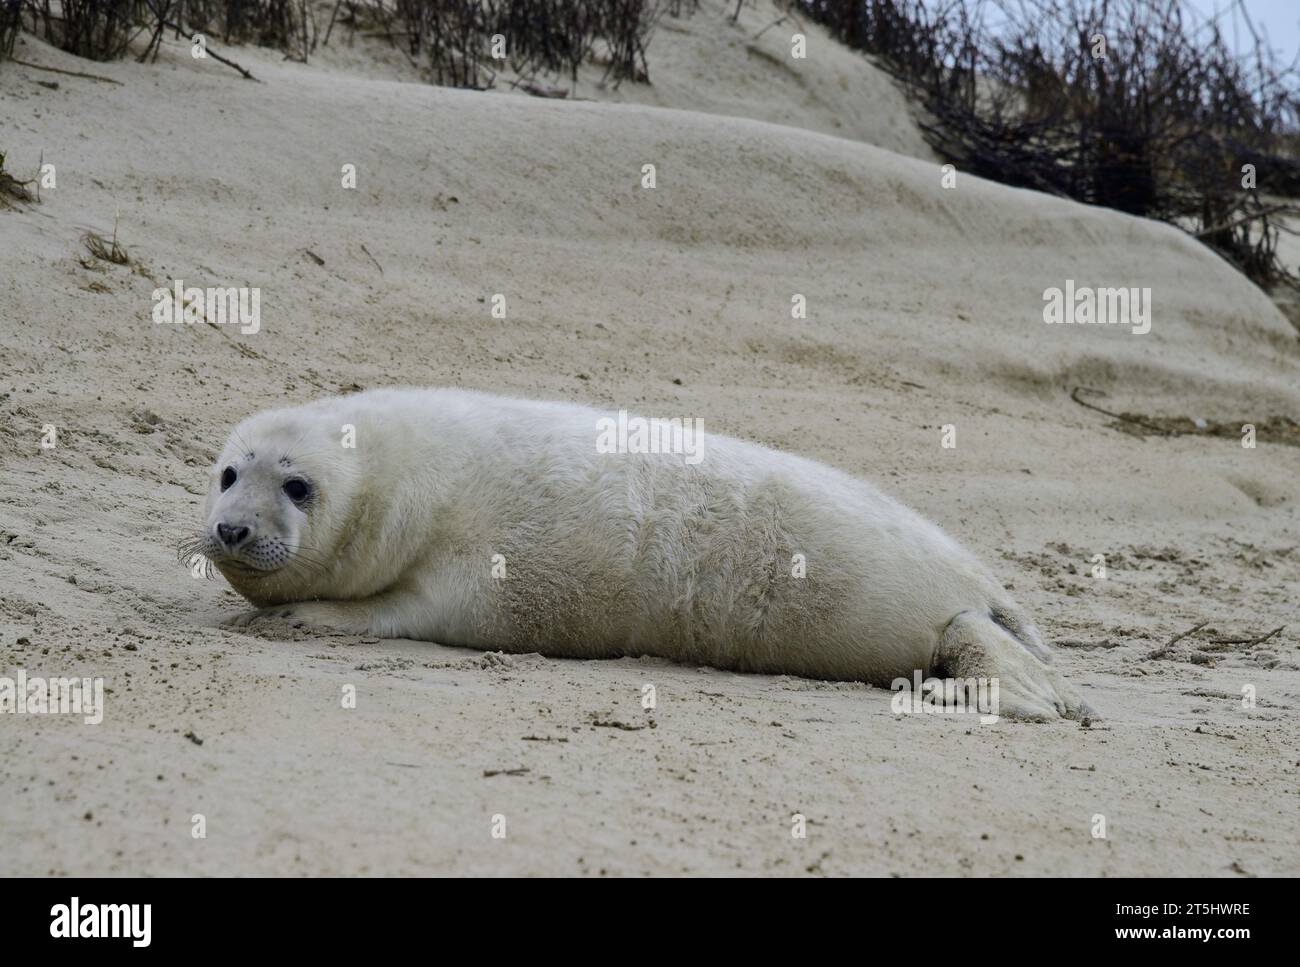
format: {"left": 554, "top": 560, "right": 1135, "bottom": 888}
{"left": 1, "top": 4, "right": 1297, "bottom": 875}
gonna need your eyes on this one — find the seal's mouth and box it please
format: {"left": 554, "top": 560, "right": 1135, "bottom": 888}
{"left": 177, "top": 533, "right": 285, "bottom": 579}
{"left": 179, "top": 532, "right": 328, "bottom": 586}
{"left": 214, "top": 557, "right": 281, "bottom": 577}
{"left": 222, "top": 536, "right": 295, "bottom": 574}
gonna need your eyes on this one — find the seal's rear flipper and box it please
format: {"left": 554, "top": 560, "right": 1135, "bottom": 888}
{"left": 988, "top": 605, "right": 1056, "bottom": 664}
{"left": 935, "top": 610, "right": 1096, "bottom": 722}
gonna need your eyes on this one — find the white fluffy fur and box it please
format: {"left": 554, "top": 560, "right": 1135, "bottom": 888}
{"left": 200, "top": 387, "right": 1089, "bottom": 719}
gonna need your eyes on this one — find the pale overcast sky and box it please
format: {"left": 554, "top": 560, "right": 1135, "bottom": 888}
{"left": 1181, "top": 0, "right": 1300, "bottom": 61}
{"left": 967, "top": 1, "right": 1299, "bottom": 62}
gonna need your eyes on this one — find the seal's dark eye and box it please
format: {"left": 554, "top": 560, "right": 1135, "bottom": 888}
{"left": 283, "top": 478, "right": 310, "bottom": 503}
{"left": 220, "top": 466, "right": 236, "bottom": 491}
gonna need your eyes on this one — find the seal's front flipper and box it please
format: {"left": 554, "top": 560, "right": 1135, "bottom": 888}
{"left": 224, "top": 597, "right": 393, "bottom": 637}
{"left": 934, "top": 610, "right": 1094, "bottom": 722}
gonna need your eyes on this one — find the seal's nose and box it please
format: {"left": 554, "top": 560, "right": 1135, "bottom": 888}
{"left": 216, "top": 522, "right": 252, "bottom": 549}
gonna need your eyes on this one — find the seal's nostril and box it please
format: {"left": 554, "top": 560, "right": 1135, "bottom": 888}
{"left": 216, "top": 523, "right": 252, "bottom": 549}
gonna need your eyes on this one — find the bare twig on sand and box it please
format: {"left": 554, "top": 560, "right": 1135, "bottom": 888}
{"left": 162, "top": 23, "right": 259, "bottom": 81}
{"left": 1071, "top": 387, "right": 1175, "bottom": 437}
{"left": 1148, "top": 621, "right": 1209, "bottom": 659}
{"left": 359, "top": 243, "right": 383, "bottom": 275}
{"left": 10, "top": 59, "right": 123, "bottom": 86}
{"left": 1208, "top": 626, "right": 1285, "bottom": 647}
{"left": 1149, "top": 622, "right": 1286, "bottom": 660}
{"left": 752, "top": 16, "right": 788, "bottom": 41}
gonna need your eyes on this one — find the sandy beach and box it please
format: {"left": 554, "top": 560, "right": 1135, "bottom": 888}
{"left": 1, "top": 1, "right": 1298, "bottom": 876}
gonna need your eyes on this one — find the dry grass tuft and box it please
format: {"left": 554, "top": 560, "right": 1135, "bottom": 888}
{"left": 0, "top": 151, "right": 36, "bottom": 209}
{"left": 82, "top": 215, "right": 130, "bottom": 264}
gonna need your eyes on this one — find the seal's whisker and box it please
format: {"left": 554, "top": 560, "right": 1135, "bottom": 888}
{"left": 282, "top": 541, "right": 333, "bottom": 563}
{"left": 283, "top": 542, "right": 332, "bottom": 560}
{"left": 176, "top": 533, "right": 211, "bottom": 564}
{"left": 178, "top": 550, "right": 216, "bottom": 580}
{"left": 287, "top": 560, "right": 329, "bottom": 578}
{"left": 281, "top": 557, "right": 327, "bottom": 582}
{"left": 230, "top": 427, "right": 255, "bottom": 462}
{"left": 275, "top": 446, "right": 339, "bottom": 468}
{"left": 280, "top": 543, "right": 331, "bottom": 570}
{"left": 279, "top": 429, "right": 317, "bottom": 466}
{"left": 283, "top": 550, "right": 328, "bottom": 572}
{"left": 284, "top": 558, "right": 329, "bottom": 579}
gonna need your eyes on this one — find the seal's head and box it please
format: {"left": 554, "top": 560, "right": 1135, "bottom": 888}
{"left": 184, "top": 409, "right": 356, "bottom": 605}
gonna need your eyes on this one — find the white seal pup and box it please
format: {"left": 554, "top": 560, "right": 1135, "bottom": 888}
{"left": 185, "top": 387, "right": 1091, "bottom": 721}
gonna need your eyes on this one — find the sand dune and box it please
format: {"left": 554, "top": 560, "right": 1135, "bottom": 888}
{"left": 1, "top": 6, "right": 1297, "bottom": 876}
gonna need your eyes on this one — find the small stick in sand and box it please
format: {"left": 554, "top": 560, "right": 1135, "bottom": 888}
{"left": 162, "top": 23, "right": 259, "bottom": 81}
{"left": 359, "top": 243, "right": 383, "bottom": 275}
{"left": 753, "top": 16, "right": 789, "bottom": 41}
{"left": 1148, "top": 620, "right": 1209, "bottom": 659}
{"left": 11, "top": 59, "right": 124, "bottom": 86}
{"left": 1071, "top": 386, "right": 1175, "bottom": 436}
{"left": 1208, "top": 626, "right": 1285, "bottom": 647}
